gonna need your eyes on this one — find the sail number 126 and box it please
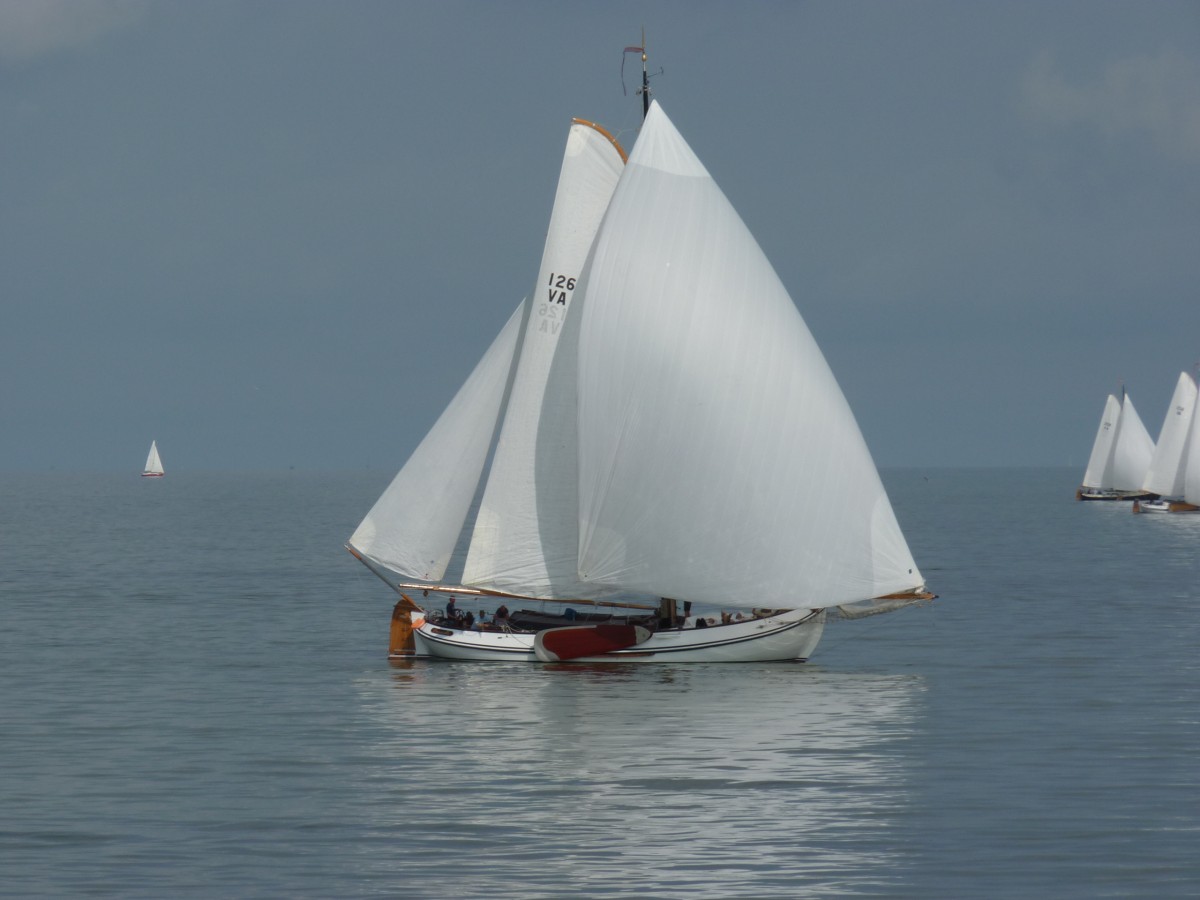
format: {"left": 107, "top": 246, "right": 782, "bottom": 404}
{"left": 547, "top": 272, "right": 576, "bottom": 305}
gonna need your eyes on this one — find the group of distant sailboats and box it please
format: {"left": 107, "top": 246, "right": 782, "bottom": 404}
{"left": 1077, "top": 374, "right": 1200, "bottom": 513}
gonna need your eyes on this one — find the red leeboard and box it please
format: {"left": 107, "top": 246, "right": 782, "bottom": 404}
{"left": 534, "top": 624, "right": 650, "bottom": 662}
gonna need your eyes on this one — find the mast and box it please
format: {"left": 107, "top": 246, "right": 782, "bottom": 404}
{"left": 624, "top": 28, "right": 653, "bottom": 121}
{"left": 640, "top": 33, "right": 650, "bottom": 119}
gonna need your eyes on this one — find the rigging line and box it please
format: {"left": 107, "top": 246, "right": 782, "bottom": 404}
{"left": 822, "top": 598, "right": 927, "bottom": 651}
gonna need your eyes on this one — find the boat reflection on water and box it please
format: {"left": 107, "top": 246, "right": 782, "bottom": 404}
{"left": 356, "top": 663, "right": 925, "bottom": 895}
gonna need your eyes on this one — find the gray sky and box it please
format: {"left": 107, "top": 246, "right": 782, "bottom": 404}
{"left": 3, "top": 0, "right": 1198, "bottom": 472}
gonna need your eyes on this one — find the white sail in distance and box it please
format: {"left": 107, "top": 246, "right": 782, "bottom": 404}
{"left": 1082, "top": 391, "right": 1154, "bottom": 492}
{"left": 1141, "top": 372, "right": 1198, "bottom": 498}
{"left": 1082, "top": 394, "right": 1121, "bottom": 490}
{"left": 142, "top": 441, "right": 164, "bottom": 476}
{"left": 1110, "top": 394, "right": 1154, "bottom": 491}
{"left": 1182, "top": 380, "right": 1200, "bottom": 504}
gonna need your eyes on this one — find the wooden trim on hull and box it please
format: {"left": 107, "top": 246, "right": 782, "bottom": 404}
{"left": 344, "top": 547, "right": 658, "bottom": 613}
{"left": 875, "top": 589, "right": 937, "bottom": 601}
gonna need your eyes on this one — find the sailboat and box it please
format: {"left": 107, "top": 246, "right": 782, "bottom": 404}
{"left": 1076, "top": 389, "right": 1154, "bottom": 500}
{"left": 1134, "top": 371, "right": 1200, "bottom": 513}
{"left": 142, "top": 440, "right": 164, "bottom": 478}
{"left": 348, "top": 91, "right": 932, "bottom": 662}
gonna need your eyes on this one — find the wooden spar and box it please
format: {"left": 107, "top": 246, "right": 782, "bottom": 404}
{"left": 345, "top": 544, "right": 658, "bottom": 612}
{"left": 875, "top": 589, "right": 938, "bottom": 601}
{"left": 346, "top": 543, "right": 411, "bottom": 597}
{"left": 572, "top": 118, "right": 628, "bottom": 162}
{"left": 391, "top": 581, "right": 660, "bottom": 612}
{"left": 353, "top": 544, "right": 935, "bottom": 614}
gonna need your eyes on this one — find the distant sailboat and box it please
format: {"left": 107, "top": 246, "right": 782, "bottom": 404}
{"left": 142, "top": 440, "right": 165, "bottom": 478}
{"left": 1182, "top": 384, "right": 1200, "bottom": 509}
{"left": 1077, "top": 389, "right": 1153, "bottom": 500}
{"left": 1135, "top": 371, "right": 1200, "bottom": 513}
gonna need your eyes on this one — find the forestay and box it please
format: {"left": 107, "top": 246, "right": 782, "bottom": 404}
{"left": 573, "top": 102, "right": 923, "bottom": 609}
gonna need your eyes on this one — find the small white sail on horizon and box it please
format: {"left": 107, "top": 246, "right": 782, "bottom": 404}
{"left": 142, "top": 440, "right": 164, "bottom": 477}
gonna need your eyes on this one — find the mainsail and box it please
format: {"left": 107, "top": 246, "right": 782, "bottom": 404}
{"left": 573, "top": 102, "right": 923, "bottom": 608}
{"left": 1141, "top": 372, "right": 1198, "bottom": 499}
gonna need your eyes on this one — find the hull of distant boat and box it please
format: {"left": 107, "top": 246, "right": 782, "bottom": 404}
{"left": 404, "top": 608, "right": 826, "bottom": 663}
{"left": 1076, "top": 488, "right": 1151, "bottom": 501}
{"left": 1133, "top": 498, "right": 1200, "bottom": 514}
{"left": 141, "top": 472, "right": 164, "bottom": 478}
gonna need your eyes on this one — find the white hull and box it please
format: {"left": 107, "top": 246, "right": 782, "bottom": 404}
{"left": 1134, "top": 498, "right": 1200, "bottom": 514}
{"left": 405, "top": 608, "right": 826, "bottom": 663}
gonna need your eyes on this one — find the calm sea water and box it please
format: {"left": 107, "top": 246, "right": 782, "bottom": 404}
{"left": 1, "top": 467, "right": 1197, "bottom": 898}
